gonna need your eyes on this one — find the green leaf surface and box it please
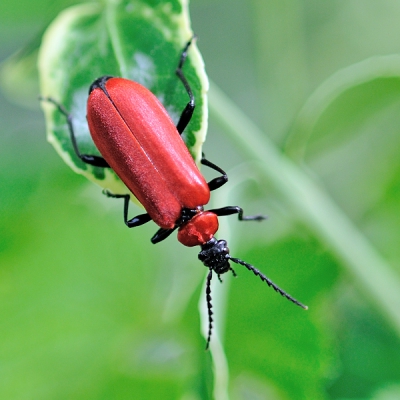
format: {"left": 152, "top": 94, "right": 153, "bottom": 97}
{"left": 38, "top": 0, "right": 208, "bottom": 196}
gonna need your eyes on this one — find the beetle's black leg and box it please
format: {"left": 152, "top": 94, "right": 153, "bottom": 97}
{"left": 151, "top": 227, "right": 178, "bottom": 244}
{"left": 175, "top": 40, "right": 228, "bottom": 191}
{"left": 103, "top": 190, "right": 152, "bottom": 228}
{"left": 40, "top": 96, "right": 110, "bottom": 168}
{"left": 175, "top": 37, "right": 196, "bottom": 134}
{"left": 201, "top": 155, "right": 228, "bottom": 191}
{"left": 209, "top": 205, "right": 266, "bottom": 222}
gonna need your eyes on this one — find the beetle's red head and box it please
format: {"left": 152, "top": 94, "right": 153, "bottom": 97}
{"left": 177, "top": 211, "right": 219, "bottom": 247}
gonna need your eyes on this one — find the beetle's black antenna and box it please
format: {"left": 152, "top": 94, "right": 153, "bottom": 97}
{"left": 205, "top": 270, "right": 213, "bottom": 350}
{"left": 229, "top": 257, "right": 308, "bottom": 310}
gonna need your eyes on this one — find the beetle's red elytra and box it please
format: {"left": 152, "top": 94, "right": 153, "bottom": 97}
{"left": 87, "top": 77, "right": 210, "bottom": 229}
{"left": 42, "top": 37, "right": 307, "bottom": 349}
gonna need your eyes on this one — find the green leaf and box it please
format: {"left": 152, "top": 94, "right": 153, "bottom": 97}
{"left": 38, "top": 0, "right": 208, "bottom": 197}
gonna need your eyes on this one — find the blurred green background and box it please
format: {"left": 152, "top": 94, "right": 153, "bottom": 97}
{"left": 2, "top": 1, "right": 400, "bottom": 399}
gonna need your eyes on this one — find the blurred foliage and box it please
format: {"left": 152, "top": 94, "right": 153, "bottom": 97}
{"left": 1, "top": 0, "right": 400, "bottom": 399}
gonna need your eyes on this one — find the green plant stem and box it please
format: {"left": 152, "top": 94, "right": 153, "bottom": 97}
{"left": 208, "top": 81, "right": 400, "bottom": 335}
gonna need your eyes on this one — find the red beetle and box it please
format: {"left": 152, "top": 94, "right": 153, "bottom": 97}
{"left": 43, "top": 38, "right": 307, "bottom": 348}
